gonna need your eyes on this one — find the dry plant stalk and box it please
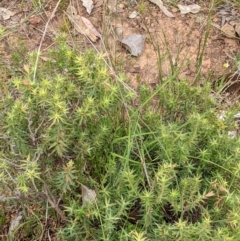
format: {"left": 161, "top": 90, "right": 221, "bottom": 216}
{"left": 33, "top": 0, "right": 61, "bottom": 82}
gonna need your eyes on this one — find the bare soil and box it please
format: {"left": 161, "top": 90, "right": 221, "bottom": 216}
{"left": 1, "top": 0, "right": 240, "bottom": 86}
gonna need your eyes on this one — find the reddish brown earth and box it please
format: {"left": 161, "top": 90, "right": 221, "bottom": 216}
{"left": 1, "top": 0, "right": 240, "bottom": 87}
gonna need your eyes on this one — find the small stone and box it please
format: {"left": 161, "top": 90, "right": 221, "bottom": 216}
{"left": 172, "top": 8, "right": 178, "bottom": 13}
{"left": 212, "top": 17, "right": 219, "bottom": 23}
{"left": 129, "top": 11, "right": 138, "bottom": 19}
{"left": 117, "top": 3, "right": 124, "bottom": 9}
{"left": 28, "top": 16, "right": 41, "bottom": 25}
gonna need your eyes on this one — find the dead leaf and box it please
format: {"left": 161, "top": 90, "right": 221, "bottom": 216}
{"left": 66, "top": 5, "right": 99, "bottom": 42}
{"left": 121, "top": 34, "right": 146, "bottom": 56}
{"left": 81, "top": 184, "right": 96, "bottom": 204}
{"left": 221, "top": 23, "right": 236, "bottom": 38}
{"left": 203, "top": 191, "right": 215, "bottom": 199}
{"left": 235, "top": 23, "right": 240, "bottom": 36}
{"left": 148, "top": 0, "right": 174, "bottom": 18}
{"left": 81, "top": 0, "right": 93, "bottom": 15}
{"left": 211, "top": 180, "right": 217, "bottom": 188}
{"left": 81, "top": 17, "right": 101, "bottom": 38}
{"left": 0, "top": 7, "right": 15, "bottom": 20}
{"left": 228, "top": 131, "right": 237, "bottom": 138}
{"left": 95, "top": 0, "right": 103, "bottom": 8}
{"left": 214, "top": 197, "right": 223, "bottom": 207}
{"left": 23, "top": 64, "right": 30, "bottom": 74}
{"left": 234, "top": 112, "right": 240, "bottom": 119}
{"left": 177, "top": 4, "right": 201, "bottom": 14}
{"left": 40, "top": 56, "right": 56, "bottom": 63}
{"left": 219, "top": 185, "right": 229, "bottom": 193}
{"left": 8, "top": 212, "right": 23, "bottom": 236}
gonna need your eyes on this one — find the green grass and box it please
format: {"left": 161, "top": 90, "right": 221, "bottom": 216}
{"left": 1, "top": 0, "right": 240, "bottom": 240}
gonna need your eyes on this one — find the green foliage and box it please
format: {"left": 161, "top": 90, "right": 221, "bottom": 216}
{"left": 1, "top": 34, "right": 240, "bottom": 240}
{"left": 9, "top": 40, "right": 28, "bottom": 69}
{"left": 58, "top": 73, "right": 240, "bottom": 240}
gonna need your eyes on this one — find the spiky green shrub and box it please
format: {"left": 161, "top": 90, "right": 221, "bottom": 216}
{"left": 58, "top": 78, "right": 240, "bottom": 240}
{"left": 1, "top": 37, "right": 240, "bottom": 240}
{"left": 0, "top": 40, "right": 132, "bottom": 239}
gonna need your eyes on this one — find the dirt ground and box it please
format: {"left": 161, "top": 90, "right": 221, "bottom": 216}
{"left": 1, "top": 0, "right": 240, "bottom": 87}
{"left": 1, "top": 0, "right": 240, "bottom": 239}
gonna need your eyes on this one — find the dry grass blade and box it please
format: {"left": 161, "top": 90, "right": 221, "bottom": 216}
{"left": 33, "top": 0, "right": 61, "bottom": 82}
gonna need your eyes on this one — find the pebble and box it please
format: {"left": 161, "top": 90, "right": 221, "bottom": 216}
{"left": 172, "top": 8, "right": 179, "bottom": 13}
{"left": 117, "top": 3, "right": 124, "bottom": 9}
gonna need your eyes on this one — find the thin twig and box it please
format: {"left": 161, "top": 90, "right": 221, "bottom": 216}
{"left": 27, "top": 114, "right": 46, "bottom": 145}
{"left": 27, "top": 117, "right": 36, "bottom": 144}
{"left": 33, "top": 0, "right": 61, "bottom": 82}
{"left": 48, "top": 230, "right": 52, "bottom": 241}
{"left": 43, "top": 182, "right": 66, "bottom": 221}
{"left": 32, "top": 26, "right": 53, "bottom": 39}
{"left": 136, "top": 143, "right": 151, "bottom": 189}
